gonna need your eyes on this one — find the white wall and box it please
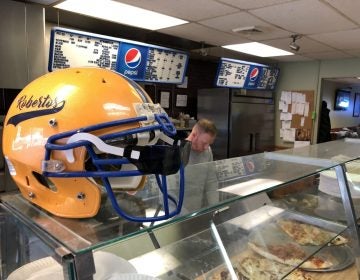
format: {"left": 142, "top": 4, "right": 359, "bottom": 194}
{"left": 321, "top": 80, "right": 360, "bottom": 129}
{"left": 276, "top": 58, "right": 360, "bottom": 147}
{"left": 275, "top": 61, "right": 320, "bottom": 147}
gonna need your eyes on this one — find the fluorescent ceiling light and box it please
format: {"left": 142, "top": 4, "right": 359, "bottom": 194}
{"left": 223, "top": 42, "right": 293, "bottom": 57}
{"left": 55, "top": 0, "right": 188, "bottom": 30}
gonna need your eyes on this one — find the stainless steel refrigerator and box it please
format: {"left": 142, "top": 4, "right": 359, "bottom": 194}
{"left": 197, "top": 88, "right": 275, "bottom": 160}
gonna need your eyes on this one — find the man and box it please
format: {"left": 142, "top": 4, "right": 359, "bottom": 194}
{"left": 186, "top": 118, "right": 218, "bottom": 164}
{"left": 155, "top": 119, "right": 218, "bottom": 216}
{"left": 179, "top": 118, "right": 219, "bottom": 209}
{"left": 317, "top": 100, "right": 331, "bottom": 143}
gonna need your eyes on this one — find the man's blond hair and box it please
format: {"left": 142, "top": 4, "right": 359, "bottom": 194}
{"left": 194, "top": 118, "right": 217, "bottom": 137}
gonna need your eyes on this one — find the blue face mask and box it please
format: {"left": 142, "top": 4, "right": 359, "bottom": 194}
{"left": 41, "top": 113, "right": 187, "bottom": 222}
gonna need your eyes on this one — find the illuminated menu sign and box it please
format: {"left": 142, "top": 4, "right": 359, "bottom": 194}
{"left": 215, "top": 58, "right": 279, "bottom": 90}
{"left": 48, "top": 27, "right": 189, "bottom": 84}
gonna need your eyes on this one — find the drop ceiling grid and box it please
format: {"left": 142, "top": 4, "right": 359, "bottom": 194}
{"left": 308, "top": 29, "right": 360, "bottom": 50}
{"left": 24, "top": 0, "right": 360, "bottom": 62}
{"left": 216, "top": 0, "right": 298, "bottom": 10}
{"left": 160, "top": 23, "right": 249, "bottom": 46}
{"left": 111, "top": 0, "right": 241, "bottom": 21}
{"left": 324, "top": 0, "right": 360, "bottom": 25}
{"left": 264, "top": 37, "right": 337, "bottom": 53}
{"left": 249, "top": 0, "right": 357, "bottom": 35}
{"left": 197, "top": 11, "right": 292, "bottom": 41}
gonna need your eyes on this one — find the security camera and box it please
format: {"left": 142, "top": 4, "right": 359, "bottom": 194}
{"left": 289, "top": 42, "right": 300, "bottom": 51}
{"left": 289, "top": 34, "right": 301, "bottom": 52}
{"left": 199, "top": 41, "right": 208, "bottom": 56}
{"left": 199, "top": 48, "right": 208, "bottom": 56}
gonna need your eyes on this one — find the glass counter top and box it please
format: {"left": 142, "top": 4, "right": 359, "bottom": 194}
{"left": 1, "top": 139, "right": 358, "bottom": 256}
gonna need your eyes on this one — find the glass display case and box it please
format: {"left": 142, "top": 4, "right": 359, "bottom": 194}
{"left": 1, "top": 138, "right": 360, "bottom": 279}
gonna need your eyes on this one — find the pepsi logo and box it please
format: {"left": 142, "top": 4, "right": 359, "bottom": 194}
{"left": 249, "top": 67, "right": 259, "bottom": 81}
{"left": 125, "top": 48, "right": 141, "bottom": 69}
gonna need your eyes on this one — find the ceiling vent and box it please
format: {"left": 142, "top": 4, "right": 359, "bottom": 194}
{"left": 232, "top": 26, "right": 263, "bottom": 35}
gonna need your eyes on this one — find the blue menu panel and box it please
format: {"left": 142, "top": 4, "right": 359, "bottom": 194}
{"left": 48, "top": 27, "right": 189, "bottom": 84}
{"left": 215, "top": 58, "right": 279, "bottom": 90}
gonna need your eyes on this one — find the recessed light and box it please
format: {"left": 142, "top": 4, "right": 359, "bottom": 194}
{"left": 55, "top": 0, "right": 188, "bottom": 30}
{"left": 223, "top": 42, "right": 294, "bottom": 57}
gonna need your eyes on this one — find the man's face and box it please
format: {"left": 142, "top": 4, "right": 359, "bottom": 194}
{"left": 191, "top": 132, "right": 215, "bottom": 153}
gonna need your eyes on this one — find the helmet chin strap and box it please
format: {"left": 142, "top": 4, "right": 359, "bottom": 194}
{"left": 64, "top": 132, "right": 144, "bottom": 190}
{"left": 64, "top": 132, "right": 130, "bottom": 163}
{"left": 64, "top": 130, "right": 175, "bottom": 164}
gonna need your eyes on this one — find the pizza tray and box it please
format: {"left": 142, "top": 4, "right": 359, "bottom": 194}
{"left": 273, "top": 192, "right": 360, "bottom": 223}
{"left": 247, "top": 209, "right": 347, "bottom": 246}
{"left": 246, "top": 211, "right": 350, "bottom": 273}
{"left": 302, "top": 245, "right": 354, "bottom": 272}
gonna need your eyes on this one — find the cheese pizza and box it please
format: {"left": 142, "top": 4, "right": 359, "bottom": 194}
{"left": 196, "top": 255, "right": 313, "bottom": 280}
{"left": 204, "top": 266, "right": 242, "bottom": 280}
{"left": 238, "top": 256, "right": 313, "bottom": 280}
{"left": 248, "top": 242, "right": 333, "bottom": 269}
{"left": 277, "top": 219, "right": 347, "bottom": 246}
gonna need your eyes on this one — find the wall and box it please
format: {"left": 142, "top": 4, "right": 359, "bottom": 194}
{"left": 318, "top": 59, "right": 360, "bottom": 131}
{"left": 275, "top": 61, "right": 320, "bottom": 147}
{"left": 276, "top": 58, "right": 360, "bottom": 147}
{"left": 142, "top": 59, "right": 218, "bottom": 119}
{"left": 321, "top": 80, "right": 360, "bottom": 129}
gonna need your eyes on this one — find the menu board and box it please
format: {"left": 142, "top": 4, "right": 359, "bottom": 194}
{"left": 215, "top": 58, "right": 279, "bottom": 90}
{"left": 48, "top": 27, "right": 189, "bottom": 84}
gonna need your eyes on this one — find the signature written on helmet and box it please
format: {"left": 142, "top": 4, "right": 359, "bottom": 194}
{"left": 7, "top": 95, "right": 65, "bottom": 126}
{"left": 17, "top": 94, "right": 63, "bottom": 110}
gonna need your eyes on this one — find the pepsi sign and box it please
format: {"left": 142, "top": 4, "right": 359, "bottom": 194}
{"left": 48, "top": 27, "right": 189, "bottom": 84}
{"left": 249, "top": 68, "right": 259, "bottom": 81}
{"left": 125, "top": 48, "right": 142, "bottom": 68}
{"left": 117, "top": 43, "right": 148, "bottom": 81}
{"left": 215, "top": 58, "right": 279, "bottom": 90}
{"left": 244, "top": 66, "right": 261, "bottom": 89}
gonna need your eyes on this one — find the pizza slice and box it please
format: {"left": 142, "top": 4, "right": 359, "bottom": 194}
{"left": 277, "top": 219, "right": 347, "bottom": 246}
{"left": 248, "top": 242, "right": 333, "bottom": 269}
{"left": 285, "top": 270, "right": 313, "bottom": 280}
{"left": 195, "top": 264, "right": 244, "bottom": 280}
{"left": 238, "top": 256, "right": 313, "bottom": 280}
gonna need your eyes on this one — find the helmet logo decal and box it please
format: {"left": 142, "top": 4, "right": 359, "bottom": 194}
{"left": 6, "top": 94, "right": 65, "bottom": 126}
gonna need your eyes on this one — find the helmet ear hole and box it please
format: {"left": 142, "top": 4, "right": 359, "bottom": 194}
{"left": 32, "top": 172, "right": 57, "bottom": 192}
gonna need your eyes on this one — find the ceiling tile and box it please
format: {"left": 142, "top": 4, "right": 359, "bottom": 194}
{"left": 302, "top": 51, "right": 353, "bottom": 60}
{"left": 309, "top": 29, "right": 360, "bottom": 50}
{"left": 26, "top": 0, "right": 360, "bottom": 63}
{"left": 325, "top": 0, "right": 360, "bottom": 25}
{"left": 264, "top": 37, "right": 336, "bottom": 53}
{"left": 113, "top": 0, "right": 239, "bottom": 21}
{"left": 199, "top": 11, "right": 291, "bottom": 40}
{"left": 218, "top": 0, "right": 296, "bottom": 10}
{"left": 160, "top": 23, "right": 249, "bottom": 46}
{"left": 192, "top": 46, "right": 274, "bottom": 63}
{"left": 250, "top": 0, "right": 357, "bottom": 34}
{"left": 343, "top": 49, "right": 360, "bottom": 58}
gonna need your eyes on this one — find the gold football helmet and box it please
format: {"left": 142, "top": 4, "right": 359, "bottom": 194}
{"left": 3, "top": 67, "right": 187, "bottom": 222}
